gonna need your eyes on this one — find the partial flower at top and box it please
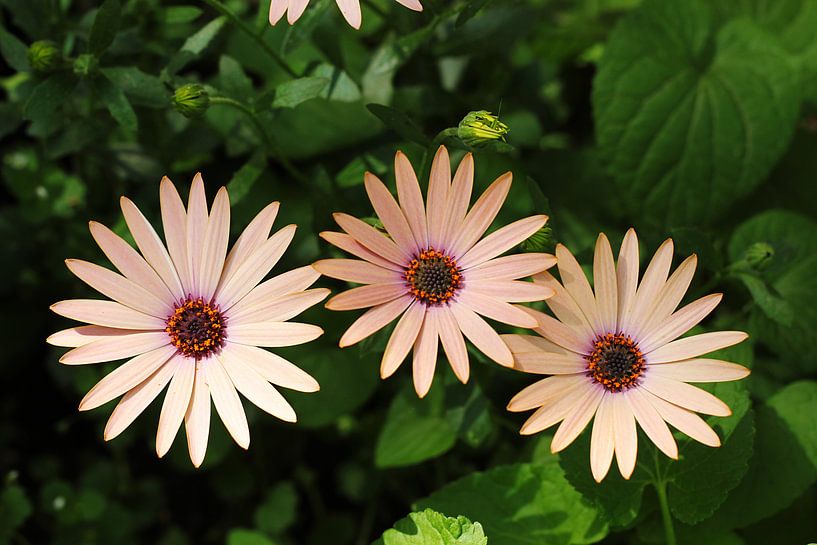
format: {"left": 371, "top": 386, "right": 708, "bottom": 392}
{"left": 48, "top": 174, "right": 327, "bottom": 467}
{"left": 269, "top": 0, "right": 422, "bottom": 30}
{"left": 504, "top": 230, "right": 750, "bottom": 482}
{"left": 314, "top": 146, "right": 556, "bottom": 398}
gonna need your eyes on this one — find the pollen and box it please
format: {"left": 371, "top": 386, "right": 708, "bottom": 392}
{"left": 165, "top": 297, "right": 226, "bottom": 359}
{"left": 404, "top": 248, "right": 463, "bottom": 306}
{"left": 585, "top": 333, "right": 645, "bottom": 392}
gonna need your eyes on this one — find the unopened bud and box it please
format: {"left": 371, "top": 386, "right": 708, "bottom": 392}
{"left": 172, "top": 83, "right": 210, "bottom": 118}
{"left": 73, "top": 53, "right": 98, "bottom": 77}
{"left": 457, "top": 110, "right": 509, "bottom": 148}
{"left": 744, "top": 242, "right": 774, "bottom": 270}
{"left": 28, "top": 40, "right": 61, "bottom": 73}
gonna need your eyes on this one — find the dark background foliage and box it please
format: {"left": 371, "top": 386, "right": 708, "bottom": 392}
{"left": 1, "top": 0, "right": 816, "bottom": 544}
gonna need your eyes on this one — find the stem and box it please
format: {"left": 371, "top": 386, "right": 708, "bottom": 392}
{"left": 201, "top": 0, "right": 299, "bottom": 77}
{"left": 209, "top": 96, "right": 308, "bottom": 184}
{"left": 655, "top": 478, "right": 677, "bottom": 545}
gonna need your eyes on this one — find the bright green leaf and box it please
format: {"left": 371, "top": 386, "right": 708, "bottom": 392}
{"left": 164, "top": 6, "right": 203, "bottom": 24}
{"left": 226, "top": 529, "right": 276, "bottom": 545}
{"left": 166, "top": 17, "right": 226, "bottom": 75}
{"left": 375, "top": 509, "right": 488, "bottom": 545}
{"left": 272, "top": 77, "right": 329, "bottom": 109}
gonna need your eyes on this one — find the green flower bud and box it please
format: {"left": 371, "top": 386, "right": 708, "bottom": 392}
{"left": 520, "top": 225, "right": 554, "bottom": 252}
{"left": 28, "top": 40, "right": 61, "bottom": 73}
{"left": 172, "top": 83, "right": 210, "bottom": 118}
{"left": 457, "top": 110, "right": 509, "bottom": 148}
{"left": 72, "top": 53, "right": 98, "bottom": 77}
{"left": 744, "top": 242, "right": 774, "bottom": 270}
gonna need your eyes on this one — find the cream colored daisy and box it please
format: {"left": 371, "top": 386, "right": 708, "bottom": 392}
{"left": 48, "top": 174, "right": 327, "bottom": 467}
{"left": 504, "top": 229, "right": 750, "bottom": 482}
{"left": 314, "top": 146, "right": 556, "bottom": 397}
{"left": 269, "top": 0, "right": 422, "bottom": 29}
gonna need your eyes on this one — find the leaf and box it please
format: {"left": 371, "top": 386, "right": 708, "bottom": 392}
{"left": 101, "top": 67, "right": 167, "bottom": 108}
{"left": 218, "top": 55, "right": 254, "bottom": 101}
{"left": 594, "top": 0, "right": 800, "bottom": 225}
{"left": 272, "top": 77, "right": 329, "bottom": 109}
{"left": 375, "top": 388, "right": 457, "bottom": 468}
{"left": 227, "top": 155, "right": 265, "bottom": 205}
{"left": 734, "top": 272, "right": 794, "bottom": 327}
{"left": 23, "top": 73, "right": 79, "bottom": 125}
{"left": 0, "top": 25, "right": 30, "bottom": 72}
{"left": 362, "top": 25, "right": 434, "bottom": 104}
{"left": 89, "top": 0, "right": 122, "bottom": 56}
{"left": 728, "top": 210, "right": 817, "bottom": 371}
{"left": 366, "top": 104, "right": 429, "bottom": 146}
{"left": 418, "top": 463, "right": 608, "bottom": 545}
{"left": 166, "top": 16, "right": 226, "bottom": 75}
{"left": 226, "top": 529, "right": 276, "bottom": 545}
{"left": 0, "top": 485, "right": 32, "bottom": 545}
{"left": 164, "top": 6, "right": 203, "bottom": 24}
{"left": 253, "top": 482, "right": 298, "bottom": 536}
{"left": 455, "top": 0, "right": 491, "bottom": 27}
{"left": 93, "top": 75, "right": 138, "bottom": 133}
{"left": 375, "top": 509, "right": 488, "bottom": 545}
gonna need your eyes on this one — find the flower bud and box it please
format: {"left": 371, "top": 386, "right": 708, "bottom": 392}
{"left": 520, "top": 226, "right": 554, "bottom": 252}
{"left": 457, "top": 110, "right": 509, "bottom": 148}
{"left": 72, "top": 53, "right": 98, "bottom": 77}
{"left": 172, "top": 83, "right": 210, "bottom": 118}
{"left": 744, "top": 242, "right": 774, "bottom": 270}
{"left": 28, "top": 40, "right": 61, "bottom": 73}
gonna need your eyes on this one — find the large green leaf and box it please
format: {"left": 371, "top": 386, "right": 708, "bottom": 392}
{"left": 374, "top": 509, "right": 488, "bottom": 545}
{"left": 22, "top": 73, "right": 78, "bottom": 125}
{"left": 418, "top": 463, "right": 608, "bottom": 545}
{"left": 594, "top": 0, "right": 800, "bottom": 225}
{"left": 88, "top": 0, "right": 121, "bottom": 55}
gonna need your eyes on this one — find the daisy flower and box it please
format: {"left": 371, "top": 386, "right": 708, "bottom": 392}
{"left": 48, "top": 174, "right": 327, "bottom": 467}
{"left": 313, "top": 146, "right": 555, "bottom": 397}
{"left": 269, "top": 0, "right": 422, "bottom": 30}
{"left": 504, "top": 230, "right": 750, "bottom": 481}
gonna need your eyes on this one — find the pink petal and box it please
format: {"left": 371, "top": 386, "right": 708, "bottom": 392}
{"left": 448, "top": 173, "right": 512, "bottom": 258}
{"left": 215, "top": 225, "right": 297, "bottom": 310}
{"left": 333, "top": 212, "right": 408, "bottom": 264}
{"left": 230, "top": 266, "right": 321, "bottom": 315}
{"left": 65, "top": 259, "right": 172, "bottom": 318}
{"left": 646, "top": 331, "right": 749, "bottom": 363}
{"left": 59, "top": 331, "right": 169, "bottom": 365}
{"left": 220, "top": 352, "right": 297, "bottom": 422}
{"left": 449, "top": 301, "right": 513, "bottom": 366}
{"left": 188, "top": 176, "right": 211, "bottom": 294}
{"left": 642, "top": 254, "right": 697, "bottom": 334}
{"left": 221, "top": 202, "right": 279, "bottom": 287}
{"left": 185, "top": 363, "right": 211, "bottom": 467}
{"left": 525, "top": 307, "right": 591, "bottom": 355}
{"left": 639, "top": 293, "right": 723, "bottom": 353}
{"left": 319, "top": 231, "right": 404, "bottom": 271}
{"left": 626, "top": 238, "right": 674, "bottom": 339}
{"left": 625, "top": 388, "right": 678, "bottom": 459}
{"left": 641, "top": 374, "right": 732, "bottom": 416}
{"left": 160, "top": 176, "right": 193, "bottom": 294}
{"left": 198, "top": 187, "right": 230, "bottom": 301}
{"left": 395, "top": 0, "right": 422, "bottom": 10}
{"left": 51, "top": 299, "right": 166, "bottom": 330}
{"left": 551, "top": 385, "right": 604, "bottom": 452}
{"left": 616, "top": 228, "right": 639, "bottom": 333}
{"left": 644, "top": 389, "right": 721, "bottom": 447}
{"left": 412, "top": 311, "right": 438, "bottom": 398}
{"left": 593, "top": 233, "right": 618, "bottom": 335}
{"left": 555, "top": 244, "right": 601, "bottom": 334}
{"left": 89, "top": 221, "right": 174, "bottom": 302}
{"left": 287, "top": 0, "right": 310, "bottom": 24}
{"left": 394, "top": 151, "right": 428, "bottom": 248}
{"left": 326, "top": 283, "right": 406, "bottom": 311}
{"left": 47, "top": 325, "right": 143, "bottom": 348}
{"left": 79, "top": 344, "right": 176, "bottom": 411}
{"left": 457, "top": 290, "right": 538, "bottom": 328}
{"left": 364, "top": 173, "right": 418, "bottom": 255}
{"left": 441, "top": 153, "right": 473, "bottom": 247}
{"left": 312, "top": 258, "right": 400, "bottom": 285}
{"left": 104, "top": 361, "right": 176, "bottom": 440}
{"left": 335, "top": 0, "right": 362, "bottom": 28}
{"left": 380, "top": 301, "right": 424, "bottom": 379}
{"left": 459, "top": 215, "right": 548, "bottom": 269}
{"left": 648, "top": 359, "right": 750, "bottom": 383}
{"left": 590, "top": 393, "right": 615, "bottom": 482}
{"left": 467, "top": 280, "right": 553, "bottom": 303}
{"left": 436, "top": 306, "right": 469, "bottom": 383}
{"left": 465, "top": 253, "right": 556, "bottom": 281}
{"left": 503, "top": 340, "right": 586, "bottom": 375}
{"left": 501, "top": 333, "right": 573, "bottom": 357}
{"left": 533, "top": 272, "right": 595, "bottom": 338}
{"left": 339, "top": 295, "right": 412, "bottom": 347}
{"left": 221, "top": 342, "right": 319, "bottom": 392}
{"left": 507, "top": 374, "right": 587, "bottom": 412}
{"left": 227, "top": 322, "right": 323, "bottom": 348}
{"left": 611, "top": 394, "right": 637, "bottom": 479}
{"left": 156, "top": 356, "right": 195, "bottom": 457}
{"left": 426, "top": 146, "right": 451, "bottom": 250}
{"left": 519, "top": 382, "right": 590, "bottom": 435}
{"left": 205, "top": 357, "right": 250, "bottom": 448}
{"left": 269, "top": 0, "right": 287, "bottom": 24}
{"left": 120, "top": 197, "right": 185, "bottom": 300}
{"left": 228, "top": 288, "right": 329, "bottom": 324}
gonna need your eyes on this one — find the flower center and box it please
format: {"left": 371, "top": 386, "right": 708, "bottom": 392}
{"left": 166, "top": 298, "right": 226, "bottom": 359}
{"left": 404, "top": 248, "right": 462, "bottom": 306}
{"left": 585, "top": 333, "right": 645, "bottom": 392}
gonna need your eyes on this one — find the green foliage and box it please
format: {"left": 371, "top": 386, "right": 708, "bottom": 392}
{"left": 375, "top": 509, "right": 488, "bottom": 545}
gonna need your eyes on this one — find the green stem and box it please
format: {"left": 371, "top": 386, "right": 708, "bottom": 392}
{"left": 201, "top": 0, "right": 299, "bottom": 78}
{"left": 209, "top": 96, "right": 308, "bottom": 184}
{"left": 656, "top": 478, "right": 677, "bottom": 545}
